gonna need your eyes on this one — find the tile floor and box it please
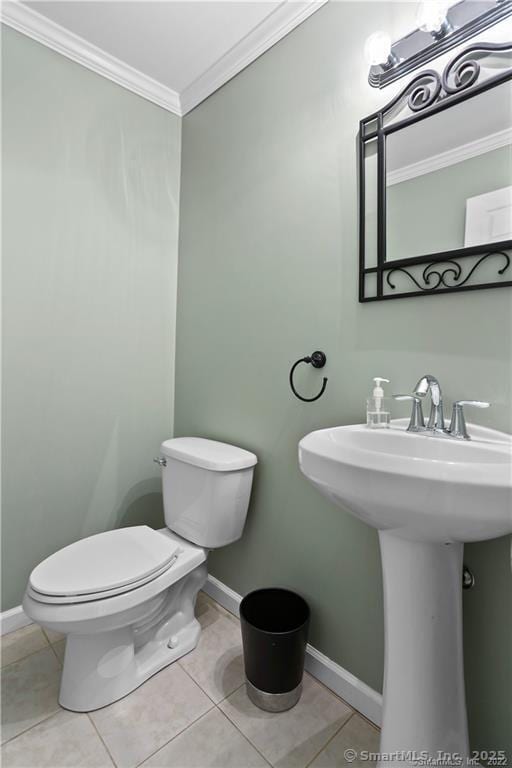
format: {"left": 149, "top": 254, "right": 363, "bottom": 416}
{"left": 1, "top": 593, "right": 380, "bottom": 768}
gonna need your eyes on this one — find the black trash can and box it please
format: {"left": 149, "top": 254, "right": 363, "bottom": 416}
{"left": 240, "top": 588, "right": 310, "bottom": 712}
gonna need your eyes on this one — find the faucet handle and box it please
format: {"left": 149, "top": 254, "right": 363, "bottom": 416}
{"left": 447, "top": 400, "right": 490, "bottom": 440}
{"left": 453, "top": 400, "right": 490, "bottom": 409}
{"left": 393, "top": 394, "right": 425, "bottom": 432}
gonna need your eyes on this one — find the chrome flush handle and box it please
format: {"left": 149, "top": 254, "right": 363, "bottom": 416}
{"left": 447, "top": 400, "right": 490, "bottom": 440}
{"left": 153, "top": 457, "right": 167, "bottom": 467}
{"left": 393, "top": 394, "right": 425, "bottom": 432}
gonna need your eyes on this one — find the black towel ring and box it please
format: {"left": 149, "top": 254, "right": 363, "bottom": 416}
{"left": 289, "top": 351, "right": 328, "bottom": 402}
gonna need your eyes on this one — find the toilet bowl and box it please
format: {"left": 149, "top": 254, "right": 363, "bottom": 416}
{"left": 23, "top": 437, "right": 257, "bottom": 712}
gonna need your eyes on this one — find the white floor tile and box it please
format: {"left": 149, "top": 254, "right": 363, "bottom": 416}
{"left": 42, "top": 627, "right": 65, "bottom": 645}
{"left": 90, "top": 662, "right": 213, "bottom": 768}
{"left": 0, "top": 595, "right": 374, "bottom": 768}
{"left": 1, "top": 625, "right": 49, "bottom": 668}
{"left": 51, "top": 640, "right": 66, "bottom": 665}
{"left": 180, "top": 610, "right": 244, "bottom": 703}
{"left": 309, "top": 714, "right": 380, "bottom": 767}
{"left": 1, "top": 646, "right": 61, "bottom": 744}
{"left": 141, "top": 708, "right": 269, "bottom": 768}
{"left": 196, "top": 592, "right": 236, "bottom": 627}
{"left": 219, "top": 674, "right": 353, "bottom": 768}
{"left": 1, "top": 709, "right": 113, "bottom": 768}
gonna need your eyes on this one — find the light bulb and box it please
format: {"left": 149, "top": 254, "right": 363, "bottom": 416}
{"left": 364, "top": 31, "right": 392, "bottom": 67}
{"left": 416, "top": 1, "right": 450, "bottom": 33}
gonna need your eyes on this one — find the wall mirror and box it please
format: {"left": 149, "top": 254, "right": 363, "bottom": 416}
{"left": 359, "top": 42, "right": 512, "bottom": 301}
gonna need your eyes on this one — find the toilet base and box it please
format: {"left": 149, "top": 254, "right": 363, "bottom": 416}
{"left": 59, "top": 563, "right": 207, "bottom": 712}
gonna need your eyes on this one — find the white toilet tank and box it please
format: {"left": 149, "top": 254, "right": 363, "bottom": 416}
{"left": 159, "top": 437, "right": 257, "bottom": 548}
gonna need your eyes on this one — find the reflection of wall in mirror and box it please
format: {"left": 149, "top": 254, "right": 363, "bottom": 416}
{"left": 464, "top": 185, "right": 512, "bottom": 247}
{"left": 386, "top": 145, "right": 512, "bottom": 261}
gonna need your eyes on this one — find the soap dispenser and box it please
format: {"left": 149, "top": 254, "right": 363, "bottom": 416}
{"left": 367, "top": 377, "right": 391, "bottom": 429}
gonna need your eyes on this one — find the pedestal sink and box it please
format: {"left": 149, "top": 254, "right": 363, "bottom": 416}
{"left": 299, "top": 419, "right": 512, "bottom": 764}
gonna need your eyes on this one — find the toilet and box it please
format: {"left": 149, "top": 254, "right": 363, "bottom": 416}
{"left": 23, "top": 437, "right": 257, "bottom": 712}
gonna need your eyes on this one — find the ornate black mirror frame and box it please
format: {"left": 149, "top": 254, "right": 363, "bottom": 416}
{"left": 359, "top": 41, "right": 512, "bottom": 302}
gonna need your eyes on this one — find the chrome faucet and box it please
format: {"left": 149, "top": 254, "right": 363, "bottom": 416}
{"left": 413, "top": 374, "right": 445, "bottom": 432}
{"left": 394, "top": 374, "right": 490, "bottom": 440}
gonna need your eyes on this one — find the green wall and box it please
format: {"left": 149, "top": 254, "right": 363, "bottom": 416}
{"left": 2, "top": 4, "right": 511, "bottom": 756}
{"left": 387, "top": 145, "right": 512, "bottom": 260}
{"left": 175, "top": 2, "right": 512, "bottom": 754}
{"left": 1, "top": 28, "right": 180, "bottom": 610}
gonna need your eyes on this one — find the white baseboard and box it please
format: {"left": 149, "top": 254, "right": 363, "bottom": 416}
{"left": 203, "top": 574, "right": 243, "bottom": 618}
{"left": 0, "top": 605, "right": 32, "bottom": 636}
{"left": 304, "top": 645, "right": 382, "bottom": 727}
{"left": 202, "top": 574, "right": 382, "bottom": 727}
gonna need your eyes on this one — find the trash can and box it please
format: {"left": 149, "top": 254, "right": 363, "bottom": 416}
{"left": 240, "top": 588, "right": 310, "bottom": 712}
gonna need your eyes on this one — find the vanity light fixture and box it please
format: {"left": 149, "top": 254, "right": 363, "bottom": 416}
{"left": 367, "top": 0, "right": 512, "bottom": 87}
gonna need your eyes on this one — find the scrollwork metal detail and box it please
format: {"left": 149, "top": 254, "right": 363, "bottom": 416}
{"left": 386, "top": 252, "right": 511, "bottom": 292}
{"left": 452, "top": 59, "right": 480, "bottom": 91}
{"left": 381, "top": 70, "right": 441, "bottom": 121}
{"left": 407, "top": 74, "right": 442, "bottom": 111}
{"left": 379, "top": 41, "right": 512, "bottom": 124}
{"left": 441, "top": 41, "right": 511, "bottom": 94}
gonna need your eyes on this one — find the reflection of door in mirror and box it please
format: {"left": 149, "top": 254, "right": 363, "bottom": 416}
{"left": 464, "top": 185, "right": 512, "bottom": 246}
{"left": 385, "top": 81, "right": 512, "bottom": 262}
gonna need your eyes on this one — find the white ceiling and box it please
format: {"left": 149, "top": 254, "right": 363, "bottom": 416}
{"left": 24, "top": 1, "right": 281, "bottom": 93}
{"left": 3, "top": 0, "right": 326, "bottom": 114}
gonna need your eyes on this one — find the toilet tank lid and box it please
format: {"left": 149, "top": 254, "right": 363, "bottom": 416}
{"left": 160, "top": 437, "right": 257, "bottom": 471}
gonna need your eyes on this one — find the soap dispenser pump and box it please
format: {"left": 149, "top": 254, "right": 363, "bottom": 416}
{"left": 367, "top": 377, "right": 391, "bottom": 429}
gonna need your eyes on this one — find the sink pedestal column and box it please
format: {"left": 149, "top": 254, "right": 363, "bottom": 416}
{"left": 379, "top": 531, "right": 469, "bottom": 766}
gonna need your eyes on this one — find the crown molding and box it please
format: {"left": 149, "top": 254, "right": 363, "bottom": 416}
{"left": 1, "top": 1, "right": 183, "bottom": 116}
{"left": 1, "top": 0, "right": 327, "bottom": 117}
{"left": 387, "top": 127, "right": 512, "bottom": 186}
{"left": 179, "top": 0, "right": 328, "bottom": 114}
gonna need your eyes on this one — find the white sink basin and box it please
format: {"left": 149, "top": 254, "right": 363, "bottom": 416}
{"left": 298, "top": 419, "right": 512, "bottom": 764}
{"left": 299, "top": 418, "right": 512, "bottom": 543}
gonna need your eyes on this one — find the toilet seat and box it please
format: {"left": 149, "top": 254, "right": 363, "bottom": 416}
{"left": 24, "top": 529, "right": 207, "bottom": 629}
{"left": 29, "top": 526, "right": 180, "bottom": 604}
{"left": 28, "top": 556, "right": 180, "bottom": 604}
